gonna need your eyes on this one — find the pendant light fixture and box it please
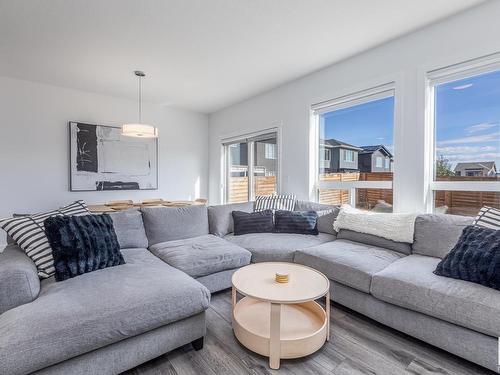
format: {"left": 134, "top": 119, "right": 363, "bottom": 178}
{"left": 122, "top": 71, "right": 158, "bottom": 138}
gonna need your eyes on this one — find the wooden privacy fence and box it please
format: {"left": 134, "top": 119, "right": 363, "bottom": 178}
{"left": 229, "top": 173, "right": 500, "bottom": 215}
{"left": 435, "top": 190, "right": 500, "bottom": 216}
{"left": 228, "top": 176, "right": 277, "bottom": 203}
{"left": 319, "top": 173, "right": 499, "bottom": 214}
{"left": 319, "top": 172, "right": 394, "bottom": 208}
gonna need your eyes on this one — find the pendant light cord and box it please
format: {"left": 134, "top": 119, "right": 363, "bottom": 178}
{"left": 138, "top": 75, "right": 142, "bottom": 124}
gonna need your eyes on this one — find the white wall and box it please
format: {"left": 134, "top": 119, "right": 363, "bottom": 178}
{"left": 0, "top": 77, "right": 209, "bottom": 223}
{"left": 208, "top": 1, "right": 500, "bottom": 211}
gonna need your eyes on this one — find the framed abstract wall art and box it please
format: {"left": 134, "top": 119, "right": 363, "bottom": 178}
{"left": 69, "top": 122, "right": 158, "bottom": 191}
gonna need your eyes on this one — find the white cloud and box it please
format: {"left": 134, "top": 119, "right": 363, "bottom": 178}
{"left": 452, "top": 83, "right": 473, "bottom": 90}
{"left": 436, "top": 146, "right": 497, "bottom": 155}
{"left": 443, "top": 153, "right": 500, "bottom": 162}
{"left": 466, "top": 122, "right": 498, "bottom": 134}
{"left": 437, "top": 132, "right": 500, "bottom": 145}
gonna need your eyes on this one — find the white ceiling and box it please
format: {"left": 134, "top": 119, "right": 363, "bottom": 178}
{"left": 0, "top": 0, "right": 486, "bottom": 113}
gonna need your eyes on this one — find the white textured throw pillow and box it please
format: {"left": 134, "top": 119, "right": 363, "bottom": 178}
{"left": 333, "top": 205, "right": 416, "bottom": 243}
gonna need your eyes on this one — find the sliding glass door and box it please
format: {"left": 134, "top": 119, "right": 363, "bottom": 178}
{"left": 223, "top": 131, "right": 279, "bottom": 203}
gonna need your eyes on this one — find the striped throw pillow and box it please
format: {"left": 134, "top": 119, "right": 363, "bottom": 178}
{"left": 472, "top": 206, "right": 500, "bottom": 230}
{"left": 254, "top": 194, "right": 296, "bottom": 212}
{"left": 0, "top": 200, "right": 90, "bottom": 279}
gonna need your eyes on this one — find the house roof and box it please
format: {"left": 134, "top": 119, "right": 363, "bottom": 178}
{"left": 359, "top": 145, "right": 393, "bottom": 158}
{"left": 454, "top": 161, "right": 497, "bottom": 171}
{"left": 321, "top": 139, "right": 363, "bottom": 151}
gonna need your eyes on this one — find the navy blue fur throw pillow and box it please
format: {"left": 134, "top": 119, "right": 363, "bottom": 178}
{"left": 274, "top": 210, "right": 318, "bottom": 235}
{"left": 232, "top": 210, "right": 274, "bottom": 235}
{"left": 434, "top": 225, "right": 500, "bottom": 290}
{"left": 44, "top": 214, "right": 125, "bottom": 281}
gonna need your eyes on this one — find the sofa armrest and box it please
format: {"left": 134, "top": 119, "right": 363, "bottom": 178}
{"left": 0, "top": 245, "right": 40, "bottom": 314}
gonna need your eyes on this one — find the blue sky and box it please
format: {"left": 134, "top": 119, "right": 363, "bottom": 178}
{"left": 320, "top": 70, "right": 500, "bottom": 169}
{"left": 320, "top": 96, "right": 394, "bottom": 153}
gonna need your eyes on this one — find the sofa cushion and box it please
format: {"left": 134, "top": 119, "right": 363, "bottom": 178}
{"left": 294, "top": 201, "right": 337, "bottom": 211}
{"left": 224, "top": 232, "right": 335, "bottom": 262}
{"left": 434, "top": 225, "right": 500, "bottom": 290}
{"left": 141, "top": 205, "right": 209, "bottom": 246}
{"left": 334, "top": 205, "right": 416, "bottom": 243}
{"left": 44, "top": 214, "right": 125, "bottom": 282}
{"left": 294, "top": 239, "right": 405, "bottom": 293}
{"left": 412, "top": 214, "right": 473, "bottom": 259}
{"left": 232, "top": 210, "right": 274, "bottom": 235}
{"left": 295, "top": 202, "right": 340, "bottom": 235}
{"left": 316, "top": 208, "right": 339, "bottom": 235}
{"left": 254, "top": 194, "right": 296, "bottom": 212}
{"left": 371, "top": 254, "right": 500, "bottom": 337}
{"left": 149, "top": 234, "right": 251, "bottom": 278}
{"left": 108, "top": 209, "right": 148, "bottom": 249}
{"left": 0, "top": 200, "right": 90, "bottom": 279}
{"left": 473, "top": 206, "right": 500, "bottom": 230}
{"left": 337, "top": 229, "right": 412, "bottom": 255}
{"left": 0, "top": 249, "right": 210, "bottom": 375}
{"left": 208, "top": 202, "right": 254, "bottom": 237}
{"left": 274, "top": 210, "right": 318, "bottom": 235}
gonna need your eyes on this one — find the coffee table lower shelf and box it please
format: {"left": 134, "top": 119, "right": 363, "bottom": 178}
{"left": 232, "top": 296, "right": 328, "bottom": 367}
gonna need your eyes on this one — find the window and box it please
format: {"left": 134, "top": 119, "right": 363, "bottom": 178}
{"left": 264, "top": 143, "right": 277, "bottom": 160}
{"left": 324, "top": 149, "right": 331, "bottom": 161}
{"left": 223, "top": 131, "right": 279, "bottom": 203}
{"left": 428, "top": 55, "right": 500, "bottom": 215}
{"left": 344, "top": 149, "right": 355, "bottom": 162}
{"left": 376, "top": 156, "right": 383, "bottom": 168}
{"left": 313, "top": 83, "right": 395, "bottom": 211}
{"left": 384, "top": 158, "right": 390, "bottom": 169}
{"left": 320, "top": 149, "right": 331, "bottom": 169}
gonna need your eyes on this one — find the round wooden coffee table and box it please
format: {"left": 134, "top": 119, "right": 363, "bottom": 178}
{"left": 231, "top": 262, "right": 330, "bottom": 369}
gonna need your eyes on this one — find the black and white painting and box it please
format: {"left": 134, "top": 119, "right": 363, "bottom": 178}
{"left": 69, "top": 122, "right": 158, "bottom": 191}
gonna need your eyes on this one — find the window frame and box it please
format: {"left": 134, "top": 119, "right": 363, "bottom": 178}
{"left": 425, "top": 53, "right": 500, "bottom": 213}
{"left": 264, "top": 142, "right": 277, "bottom": 160}
{"left": 324, "top": 149, "right": 331, "bottom": 162}
{"left": 311, "top": 83, "right": 395, "bottom": 207}
{"left": 221, "top": 128, "right": 281, "bottom": 203}
{"left": 344, "top": 149, "right": 355, "bottom": 162}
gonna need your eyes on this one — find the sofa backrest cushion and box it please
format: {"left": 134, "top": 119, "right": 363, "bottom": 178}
{"left": 208, "top": 202, "right": 254, "bottom": 237}
{"left": 412, "top": 214, "right": 473, "bottom": 259}
{"left": 316, "top": 208, "right": 340, "bottom": 235}
{"left": 337, "top": 229, "right": 412, "bottom": 255}
{"left": 141, "top": 205, "right": 209, "bottom": 246}
{"left": 108, "top": 209, "right": 148, "bottom": 249}
{"left": 295, "top": 201, "right": 337, "bottom": 211}
{"left": 295, "top": 201, "right": 339, "bottom": 235}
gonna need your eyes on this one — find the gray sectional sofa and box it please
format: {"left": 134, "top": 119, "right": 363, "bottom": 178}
{"left": 0, "top": 202, "right": 498, "bottom": 374}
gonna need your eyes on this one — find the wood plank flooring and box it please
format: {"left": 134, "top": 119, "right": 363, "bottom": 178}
{"left": 124, "top": 290, "right": 495, "bottom": 375}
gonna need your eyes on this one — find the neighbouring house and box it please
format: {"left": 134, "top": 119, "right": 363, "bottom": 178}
{"left": 229, "top": 139, "right": 278, "bottom": 177}
{"left": 358, "top": 145, "right": 393, "bottom": 173}
{"left": 454, "top": 161, "right": 497, "bottom": 177}
{"left": 320, "top": 139, "right": 362, "bottom": 173}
